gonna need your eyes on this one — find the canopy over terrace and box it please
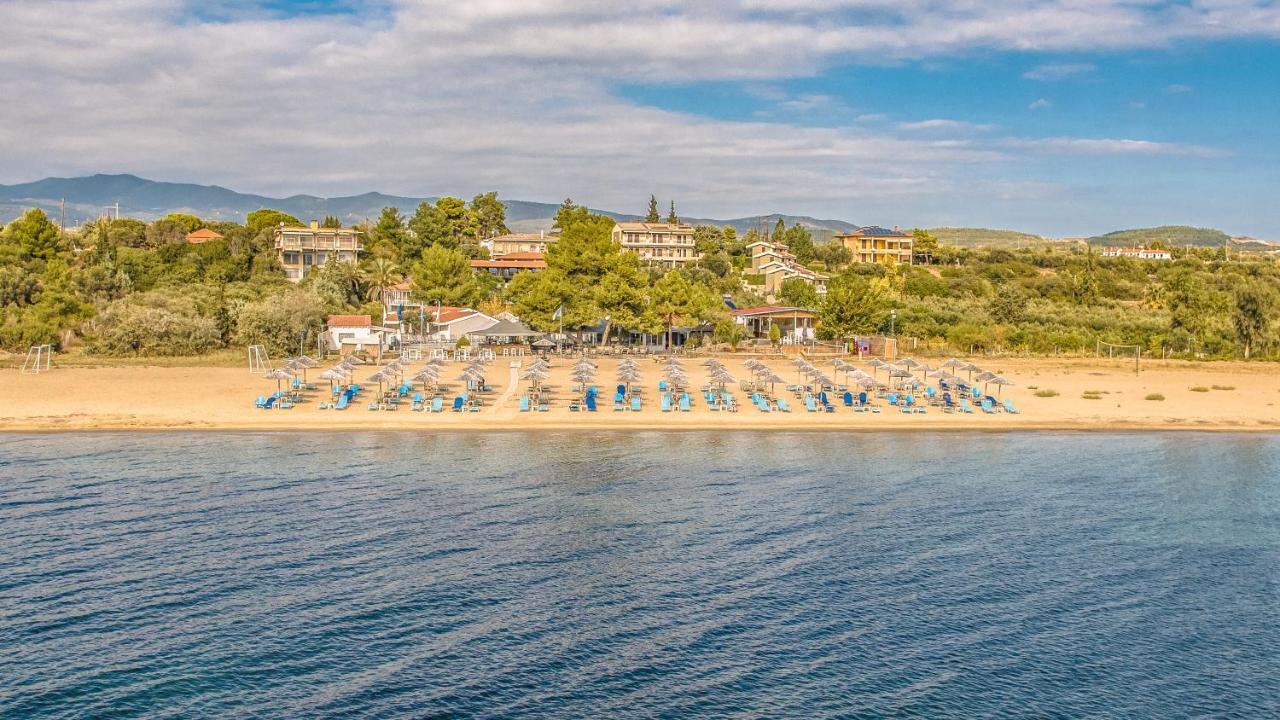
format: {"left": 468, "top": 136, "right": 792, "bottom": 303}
{"left": 730, "top": 306, "right": 818, "bottom": 342}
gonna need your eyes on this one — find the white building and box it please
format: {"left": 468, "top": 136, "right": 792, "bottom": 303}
{"left": 1101, "top": 246, "right": 1173, "bottom": 260}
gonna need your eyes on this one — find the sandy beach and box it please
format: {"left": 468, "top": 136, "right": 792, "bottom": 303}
{"left": 3, "top": 354, "right": 1279, "bottom": 433}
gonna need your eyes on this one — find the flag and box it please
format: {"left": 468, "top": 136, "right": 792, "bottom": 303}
{"left": 552, "top": 304, "right": 564, "bottom": 321}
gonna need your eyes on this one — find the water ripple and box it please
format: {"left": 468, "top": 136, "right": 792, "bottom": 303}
{"left": 1, "top": 431, "right": 1277, "bottom": 718}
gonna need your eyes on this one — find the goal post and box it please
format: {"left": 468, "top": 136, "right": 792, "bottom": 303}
{"left": 248, "top": 345, "right": 270, "bottom": 374}
{"left": 20, "top": 344, "right": 53, "bottom": 374}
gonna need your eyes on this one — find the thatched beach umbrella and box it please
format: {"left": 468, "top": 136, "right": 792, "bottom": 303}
{"left": 265, "top": 367, "right": 294, "bottom": 393}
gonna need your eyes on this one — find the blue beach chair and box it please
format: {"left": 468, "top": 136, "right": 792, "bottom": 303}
{"left": 679, "top": 394, "right": 692, "bottom": 412}
{"left": 843, "top": 391, "right": 854, "bottom": 407}
{"left": 452, "top": 396, "right": 465, "bottom": 412}
{"left": 519, "top": 395, "right": 531, "bottom": 412}
{"left": 776, "top": 397, "right": 792, "bottom": 413}
{"left": 1003, "top": 399, "right": 1019, "bottom": 414}
{"left": 981, "top": 398, "right": 996, "bottom": 414}
{"left": 411, "top": 392, "right": 425, "bottom": 411}
{"left": 586, "top": 394, "right": 598, "bottom": 412}
{"left": 661, "top": 394, "right": 672, "bottom": 412}
{"left": 431, "top": 397, "right": 443, "bottom": 412}
{"left": 804, "top": 395, "right": 818, "bottom": 412}
{"left": 631, "top": 396, "right": 642, "bottom": 412}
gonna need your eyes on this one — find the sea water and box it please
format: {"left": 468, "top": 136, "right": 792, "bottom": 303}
{"left": 2, "top": 432, "right": 1277, "bottom": 718}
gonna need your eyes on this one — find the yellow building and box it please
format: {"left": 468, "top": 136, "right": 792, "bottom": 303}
{"left": 482, "top": 232, "right": 558, "bottom": 256}
{"left": 611, "top": 222, "right": 699, "bottom": 267}
{"left": 834, "top": 226, "right": 913, "bottom": 265}
{"left": 274, "top": 221, "right": 363, "bottom": 282}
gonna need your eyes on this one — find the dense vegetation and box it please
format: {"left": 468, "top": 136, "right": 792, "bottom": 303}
{"left": 927, "top": 227, "right": 1049, "bottom": 248}
{"left": 3, "top": 199, "right": 1278, "bottom": 360}
{"left": 1087, "top": 225, "right": 1231, "bottom": 248}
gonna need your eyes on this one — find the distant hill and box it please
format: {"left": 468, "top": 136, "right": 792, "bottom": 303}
{"left": 928, "top": 227, "right": 1051, "bottom": 248}
{"left": 1088, "top": 225, "right": 1230, "bottom": 248}
{"left": 0, "top": 174, "right": 858, "bottom": 236}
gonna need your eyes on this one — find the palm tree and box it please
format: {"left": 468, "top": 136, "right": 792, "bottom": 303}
{"left": 363, "top": 258, "right": 401, "bottom": 302}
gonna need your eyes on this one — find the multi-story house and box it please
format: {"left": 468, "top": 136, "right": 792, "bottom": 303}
{"left": 611, "top": 222, "right": 699, "bottom": 267}
{"left": 274, "top": 220, "right": 363, "bottom": 282}
{"left": 481, "top": 232, "right": 558, "bottom": 256}
{"left": 746, "top": 239, "right": 828, "bottom": 297}
{"left": 834, "top": 226, "right": 914, "bottom": 266}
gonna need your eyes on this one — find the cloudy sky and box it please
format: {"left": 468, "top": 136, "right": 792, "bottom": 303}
{"left": 1, "top": 0, "right": 1278, "bottom": 237}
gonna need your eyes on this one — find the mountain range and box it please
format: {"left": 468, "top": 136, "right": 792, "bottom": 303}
{"left": 3, "top": 174, "right": 1269, "bottom": 249}
{"left": 0, "top": 174, "right": 859, "bottom": 238}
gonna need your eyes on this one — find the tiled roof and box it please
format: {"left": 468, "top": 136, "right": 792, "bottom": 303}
{"left": 615, "top": 222, "right": 694, "bottom": 231}
{"left": 840, "top": 226, "right": 910, "bottom": 238}
{"left": 731, "top": 306, "right": 816, "bottom": 317}
{"left": 492, "top": 251, "right": 545, "bottom": 261}
{"left": 327, "top": 314, "right": 371, "bottom": 327}
{"left": 185, "top": 228, "right": 223, "bottom": 241}
{"left": 471, "top": 259, "right": 547, "bottom": 270}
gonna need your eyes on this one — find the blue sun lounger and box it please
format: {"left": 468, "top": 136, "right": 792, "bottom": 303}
{"left": 254, "top": 395, "right": 269, "bottom": 409}
{"left": 519, "top": 395, "right": 531, "bottom": 412}
{"left": 452, "top": 396, "right": 465, "bottom": 412}
{"left": 411, "top": 392, "right": 425, "bottom": 411}
{"left": 614, "top": 393, "right": 625, "bottom": 411}
{"left": 430, "top": 397, "right": 443, "bottom": 412}
{"left": 776, "top": 397, "right": 792, "bottom": 412}
{"left": 661, "top": 393, "right": 672, "bottom": 412}
{"left": 981, "top": 398, "right": 997, "bottom": 414}
{"left": 679, "top": 394, "right": 692, "bottom": 412}
{"left": 960, "top": 399, "right": 975, "bottom": 414}
{"left": 334, "top": 394, "right": 349, "bottom": 410}
{"left": 586, "top": 394, "right": 598, "bottom": 412}
{"left": 804, "top": 395, "right": 818, "bottom": 412}
{"left": 843, "top": 391, "right": 854, "bottom": 407}
{"left": 631, "top": 396, "right": 642, "bottom": 411}
{"left": 1003, "top": 399, "right": 1018, "bottom": 414}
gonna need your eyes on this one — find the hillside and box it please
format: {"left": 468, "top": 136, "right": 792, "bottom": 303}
{"left": 0, "top": 174, "right": 857, "bottom": 236}
{"left": 928, "top": 227, "right": 1050, "bottom": 248}
{"left": 1088, "top": 225, "right": 1230, "bottom": 248}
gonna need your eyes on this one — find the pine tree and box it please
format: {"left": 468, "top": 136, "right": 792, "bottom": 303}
{"left": 666, "top": 200, "right": 678, "bottom": 224}
{"left": 646, "top": 195, "right": 660, "bottom": 223}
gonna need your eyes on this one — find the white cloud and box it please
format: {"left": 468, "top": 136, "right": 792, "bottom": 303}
{"left": 1167, "top": 83, "right": 1195, "bottom": 93}
{"left": 1023, "top": 62, "right": 1096, "bottom": 80}
{"left": 1029, "top": 98, "right": 1053, "bottom": 110}
{"left": 1004, "top": 137, "right": 1229, "bottom": 158}
{"left": 0, "top": 0, "right": 1256, "bottom": 226}
{"left": 898, "top": 119, "right": 998, "bottom": 132}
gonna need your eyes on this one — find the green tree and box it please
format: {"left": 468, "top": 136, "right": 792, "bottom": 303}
{"left": 363, "top": 258, "right": 401, "bottom": 302}
{"left": 779, "top": 277, "right": 820, "bottom": 308}
{"left": 646, "top": 195, "right": 661, "bottom": 223}
{"left": 369, "top": 206, "right": 410, "bottom": 258}
{"left": 667, "top": 200, "right": 678, "bottom": 224}
{"left": 410, "top": 245, "right": 483, "bottom": 307}
{"left": 470, "top": 192, "right": 509, "bottom": 240}
{"left": 1166, "top": 271, "right": 1215, "bottom": 342}
{"left": 988, "top": 284, "right": 1027, "bottom": 324}
{"left": 768, "top": 321, "right": 782, "bottom": 347}
{"left": 161, "top": 213, "right": 204, "bottom": 234}
{"left": 1232, "top": 280, "right": 1276, "bottom": 359}
{"left": 321, "top": 216, "right": 343, "bottom": 228}
{"left": 246, "top": 209, "right": 301, "bottom": 235}
{"left": 6, "top": 209, "right": 62, "bottom": 259}
{"left": 911, "top": 229, "right": 939, "bottom": 264}
{"left": 233, "top": 288, "right": 328, "bottom": 355}
{"left": 819, "top": 275, "right": 890, "bottom": 342}
{"left": 649, "top": 270, "right": 719, "bottom": 349}
{"left": 781, "top": 223, "right": 815, "bottom": 264}
{"left": 554, "top": 198, "right": 587, "bottom": 231}
{"left": 714, "top": 318, "right": 746, "bottom": 351}
{"left": 594, "top": 253, "right": 650, "bottom": 344}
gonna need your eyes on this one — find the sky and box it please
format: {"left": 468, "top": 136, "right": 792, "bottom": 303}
{"left": 0, "top": 0, "right": 1278, "bottom": 238}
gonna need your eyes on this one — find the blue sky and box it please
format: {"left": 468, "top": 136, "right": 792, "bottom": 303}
{"left": 1, "top": 0, "right": 1278, "bottom": 237}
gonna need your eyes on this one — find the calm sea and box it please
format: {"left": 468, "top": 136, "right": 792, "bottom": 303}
{"left": 2, "top": 432, "right": 1277, "bottom": 718}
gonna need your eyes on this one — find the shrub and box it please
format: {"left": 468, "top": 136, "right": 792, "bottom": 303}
{"left": 1145, "top": 393, "right": 1165, "bottom": 401}
{"left": 1033, "top": 389, "right": 1059, "bottom": 398}
{"left": 1211, "top": 385, "right": 1235, "bottom": 391}
{"left": 233, "top": 288, "right": 327, "bottom": 356}
{"left": 1189, "top": 386, "right": 1210, "bottom": 392}
{"left": 87, "top": 293, "right": 221, "bottom": 356}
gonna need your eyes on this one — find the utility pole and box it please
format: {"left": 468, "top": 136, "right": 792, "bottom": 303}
{"left": 59, "top": 198, "right": 65, "bottom": 238}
